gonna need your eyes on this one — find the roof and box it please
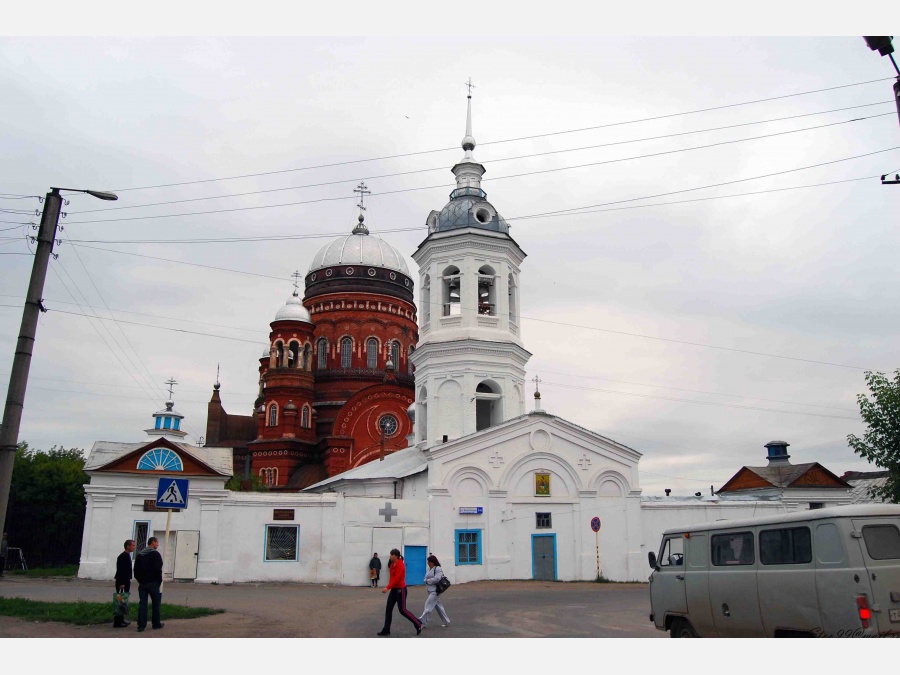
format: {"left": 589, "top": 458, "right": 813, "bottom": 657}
{"left": 718, "top": 462, "right": 851, "bottom": 492}
{"left": 847, "top": 474, "right": 890, "bottom": 504}
{"left": 308, "top": 231, "right": 409, "bottom": 275}
{"left": 305, "top": 446, "right": 427, "bottom": 490}
{"left": 662, "top": 503, "right": 900, "bottom": 536}
{"left": 274, "top": 292, "right": 311, "bottom": 322}
{"left": 432, "top": 193, "right": 510, "bottom": 234}
{"left": 85, "top": 440, "right": 233, "bottom": 476}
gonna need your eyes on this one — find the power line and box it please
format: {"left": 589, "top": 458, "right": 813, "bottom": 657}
{"left": 64, "top": 125, "right": 899, "bottom": 227}
{"left": 61, "top": 76, "right": 896, "bottom": 195}
{"left": 529, "top": 368, "right": 856, "bottom": 412}
{"left": 539, "top": 380, "right": 859, "bottom": 421}
{"left": 70, "top": 103, "right": 895, "bottom": 216}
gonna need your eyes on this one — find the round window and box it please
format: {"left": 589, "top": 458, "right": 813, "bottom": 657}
{"left": 325, "top": 269, "right": 333, "bottom": 277}
{"left": 368, "top": 268, "right": 376, "bottom": 277}
{"left": 310, "top": 273, "right": 316, "bottom": 281}
{"left": 475, "top": 208, "right": 491, "bottom": 224}
{"left": 346, "top": 267, "right": 355, "bottom": 275}
{"left": 378, "top": 414, "right": 400, "bottom": 437}
{"left": 389, "top": 272, "right": 397, "bottom": 280}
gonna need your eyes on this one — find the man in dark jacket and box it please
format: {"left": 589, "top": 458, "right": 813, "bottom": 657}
{"left": 369, "top": 552, "right": 382, "bottom": 588}
{"left": 113, "top": 539, "right": 136, "bottom": 627}
{"left": 133, "top": 537, "right": 164, "bottom": 632}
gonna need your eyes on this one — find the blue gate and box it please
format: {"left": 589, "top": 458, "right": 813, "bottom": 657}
{"left": 404, "top": 545, "right": 427, "bottom": 586}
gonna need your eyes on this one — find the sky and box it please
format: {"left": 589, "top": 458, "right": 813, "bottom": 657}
{"left": 2, "top": 30, "right": 899, "bottom": 496}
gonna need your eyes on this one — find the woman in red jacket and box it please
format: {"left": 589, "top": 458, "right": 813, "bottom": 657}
{"left": 377, "top": 548, "right": 422, "bottom": 636}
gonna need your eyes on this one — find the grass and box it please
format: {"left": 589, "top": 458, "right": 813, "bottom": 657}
{"left": 8, "top": 565, "right": 78, "bottom": 578}
{"left": 0, "top": 597, "right": 224, "bottom": 626}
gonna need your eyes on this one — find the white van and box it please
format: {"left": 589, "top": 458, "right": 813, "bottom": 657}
{"left": 648, "top": 504, "right": 900, "bottom": 637}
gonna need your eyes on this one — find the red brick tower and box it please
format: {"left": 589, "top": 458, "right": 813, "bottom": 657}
{"left": 304, "top": 192, "right": 417, "bottom": 477}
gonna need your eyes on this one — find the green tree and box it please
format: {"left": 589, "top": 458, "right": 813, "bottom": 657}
{"left": 7, "top": 442, "right": 89, "bottom": 566}
{"left": 847, "top": 370, "right": 900, "bottom": 503}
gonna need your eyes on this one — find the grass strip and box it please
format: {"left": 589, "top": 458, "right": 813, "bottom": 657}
{"left": 0, "top": 597, "right": 223, "bottom": 625}
{"left": 9, "top": 566, "right": 79, "bottom": 578}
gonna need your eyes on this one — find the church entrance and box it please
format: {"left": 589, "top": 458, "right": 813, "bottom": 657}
{"left": 532, "top": 534, "right": 557, "bottom": 581}
{"left": 404, "top": 546, "right": 426, "bottom": 586}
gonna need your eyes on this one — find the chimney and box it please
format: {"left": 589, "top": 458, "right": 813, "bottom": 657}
{"left": 664, "top": 488, "right": 671, "bottom": 497}
{"left": 765, "top": 440, "right": 791, "bottom": 466}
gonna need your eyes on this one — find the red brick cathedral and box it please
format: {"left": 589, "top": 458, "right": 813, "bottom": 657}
{"left": 204, "top": 203, "right": 417, "bottom": 490}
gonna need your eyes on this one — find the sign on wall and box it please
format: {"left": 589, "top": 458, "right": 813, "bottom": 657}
{"left": 273, "top": 509, "right": 295, "bottom": 521}
{"left": 458, "top": 507, "right": 483, "bottom": 515}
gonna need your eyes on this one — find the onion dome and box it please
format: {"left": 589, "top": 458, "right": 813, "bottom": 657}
{"left": 274, "top": 289, "right": 311, "bottom": 322}
{"left": 406, "top": 402, "right": 416, "bottom": 422}
{"left": 261, "top": 346, "right": 272, "bottom": 359}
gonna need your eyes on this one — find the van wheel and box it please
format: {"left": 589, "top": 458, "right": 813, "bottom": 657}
{"left": 670, "top": 618, "right": 698, "bottom": 638}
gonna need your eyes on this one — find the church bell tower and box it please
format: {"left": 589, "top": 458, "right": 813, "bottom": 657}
{"left": 410, "top": 84, "right": 531, "bottom": 447}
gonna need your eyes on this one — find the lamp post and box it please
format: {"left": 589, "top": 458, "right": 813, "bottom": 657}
{"left": 0, "top": 187, "right": 118, "bottom": 538}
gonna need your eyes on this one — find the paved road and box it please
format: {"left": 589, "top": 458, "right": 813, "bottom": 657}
{"left": 0, "top": 576, "right": 661, "bottom": 638}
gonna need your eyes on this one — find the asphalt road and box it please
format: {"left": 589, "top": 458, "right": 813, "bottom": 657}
{"left": 0, "top": 576, "right": 660, "bottom": 638}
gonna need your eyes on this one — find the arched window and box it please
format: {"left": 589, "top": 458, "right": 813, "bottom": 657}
{"left": 275, "top": 341, "right": 285, "bottom": 368}
{"left": 407, "top": 345, "right": 415, "bottom": 375}
{"left": 268, "top": 403, "right": 278, "bottom": 427}
{"left": 302, "top": 343, "right": 311, "bottom": 370}
{"left": 317, "top": 338, "right": 328, "bottom": 369}
{"left": 137, "top": 448, "right": 183, "bottom": 472}
{"left": 478, "top": 265, "right": 496, "bottom": 316}
{"left": 508, "top": 273, "right": 517, "bottom": 323}
{"left": 442, "top": 265, "right": 461, "bottom": 316}
{"left": 341, "top": 337, "right": 353, "bottom": 368}
{"left": 418, "top": 386, "right": 428, "bottom": 443}
{"left": 366, "top": 338, "right": 379, "bottom": 369}
{"left": 259, "top": 467, "right": 278, "bottom": 487}
{"left": 289, "top": 341, "right": 300, "bottom": 368}
{"left": 301, "top": 405, "right": 310, "bottom": 428}
{"left": 390, "top": 341, "right": 400, "bottom": 370}
{"left": 475, "top": 380, "right": 502, "bottom": 432}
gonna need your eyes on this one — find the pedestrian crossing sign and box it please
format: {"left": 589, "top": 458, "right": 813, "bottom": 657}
{"left": 156, "top": 477, "right": 189, "bottom": 509}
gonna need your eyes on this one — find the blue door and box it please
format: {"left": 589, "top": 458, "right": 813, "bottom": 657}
{"left": 404, "top": 545, "right": 427, "bottom": 586}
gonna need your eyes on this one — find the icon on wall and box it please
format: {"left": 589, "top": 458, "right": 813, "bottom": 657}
{"left": 535, "top": 472, "right": 550, "bottom": 497}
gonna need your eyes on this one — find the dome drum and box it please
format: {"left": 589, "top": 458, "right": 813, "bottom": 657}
{"left": 304, "top": 265, "right": 414, "bottom": 303}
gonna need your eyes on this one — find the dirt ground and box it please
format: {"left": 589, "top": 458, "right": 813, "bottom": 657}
{"left": 0, "top": 575, "right": 661, "bottom": 638}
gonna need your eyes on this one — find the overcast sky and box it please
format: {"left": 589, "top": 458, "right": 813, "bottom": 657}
{"left": 2, "top": 33, "right": 898, "bottom": 495}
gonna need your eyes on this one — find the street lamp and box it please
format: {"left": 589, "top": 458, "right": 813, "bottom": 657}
{"left": 0, "top": 187, "right": 118, "bottom": 538}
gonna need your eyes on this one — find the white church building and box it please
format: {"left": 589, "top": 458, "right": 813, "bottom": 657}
{"left": 78, "top": 95, "right": 854, "bottom": 587}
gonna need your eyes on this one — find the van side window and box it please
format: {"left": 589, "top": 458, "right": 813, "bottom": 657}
{"left": 815, "top": 523, "right": 844, "bottom": 564}
{"left": 861, "top": 524, "right": 900, "bottom": 560}
{"left": 759, "top": 527, "right": 811, "bottom": 565}
{"left": 659, "top": 536, "right": 684, "bottom": 567}
{"left": 711, "top": 532, "right": 754, "bottom": 566}
{"left": 688, "top": 534, "right": 708, "bottom": 568}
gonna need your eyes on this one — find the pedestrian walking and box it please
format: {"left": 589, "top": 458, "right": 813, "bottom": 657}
{"left": 369, "top": 552, "right": 382, "bottom": 588}
{"left": 377, "top": 548, "right": 421, "bottom": 636}
{"left": 133, "top": 536, "right": 165, "bottom": 632}
{"left": 418, "top": 555, "right": 451, "bottom": 628}
{"left": 113, "top": 539, "right": 136, "bottom": 627}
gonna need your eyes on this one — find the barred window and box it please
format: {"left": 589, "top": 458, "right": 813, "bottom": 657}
{"left": 268, "top": 403, "right": 277, "bottom": 427}
{"left": 265, "top": 525, "right": 298, "bottom": 562}
{"left": 536, "top": 512, "right": 551, "bottom": 529}
{"left": 341, "top": 337, "right": 353, "bottom": 368}
{"left": 317, "top": 338, "right": 328, "bottom": 369}
{"left": 367, "top": 338, "right": 378, "bottom": 369}
{"left": 456, "top": 529, "right": 481, "bottom": 565}
{"left": 301, "top": 406, "right": 310, "bottom": 428}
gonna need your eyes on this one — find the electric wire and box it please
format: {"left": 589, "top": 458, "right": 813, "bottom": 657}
{"left": 69, "top": 104, "right": 895, "bottom": 216}
{"left": 58, "top": 76, "right": 896, "bottom": 194}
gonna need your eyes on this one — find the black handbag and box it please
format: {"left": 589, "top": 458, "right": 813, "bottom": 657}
{"left": 436, "top": 571, "right": 451, "bottom": 595}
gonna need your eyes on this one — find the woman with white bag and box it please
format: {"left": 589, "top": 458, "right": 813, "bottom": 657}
{"left": 419, "top": 554, "right": 451, "bottom": 628}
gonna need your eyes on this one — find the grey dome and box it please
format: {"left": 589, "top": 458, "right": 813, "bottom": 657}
{"left": 309, "top": 232, "right": 410, "bottom": 275}
{"left": 274, "top": 292, "right": 311, "bottom": 322}
{"left": 261, "top": 346, "right": 272, "bottom": 358}
{"left": 431, "top": 192, "right": 510, "bottom": 234}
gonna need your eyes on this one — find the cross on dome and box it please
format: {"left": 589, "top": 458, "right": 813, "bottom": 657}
{"left": 291, "top": 270, "right": 303, "bottom": 296}
{"left": 352, "top": 182, "right": 371, "bottom": 235}
{"left": 462, "top": 79, "right": 477, "bottom": 156}
{"left": 165, "top": 377, "right": 178, "bottom": 402}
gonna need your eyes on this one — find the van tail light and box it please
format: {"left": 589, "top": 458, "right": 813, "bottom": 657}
{"left": 857, "top": 595, "right": 871, "bottom": 629}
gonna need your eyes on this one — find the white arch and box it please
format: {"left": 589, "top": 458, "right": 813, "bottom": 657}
{"left": 498, "top": 450, "right": 584, "bottom": 493}
{"left": 590, "top": 469, "right": 631, "bottom": 496}
{"left": 445, "top": 465, "right": 495, "bottom": 493}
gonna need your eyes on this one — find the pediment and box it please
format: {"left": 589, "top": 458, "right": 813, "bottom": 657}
{"left": 93, "top": 437, "right": 226, "bottom": 476}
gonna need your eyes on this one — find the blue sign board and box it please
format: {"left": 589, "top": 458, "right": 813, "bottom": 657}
{"left": 156, "top": 477, "right": 190, "bottom": 510}
{"left": 458, "top": 506, "right": 483, "bottom": 515}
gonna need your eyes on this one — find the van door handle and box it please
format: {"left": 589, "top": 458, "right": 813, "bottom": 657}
{"left": 676, "top": 575, "right": 685, "bottom": 580}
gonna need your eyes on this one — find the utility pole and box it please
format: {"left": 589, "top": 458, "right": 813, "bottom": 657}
{"left": 0, "top": 187, "right": 116, "bottom": 539}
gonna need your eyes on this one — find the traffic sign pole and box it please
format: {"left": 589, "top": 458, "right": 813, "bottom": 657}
{"left": 161, "top": 508, "right": 172, "bottom": 592}
{"left": 590, "top": 516, "right": 602, "bottom": 579}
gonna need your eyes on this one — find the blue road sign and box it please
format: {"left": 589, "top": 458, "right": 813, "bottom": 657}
{"left": 590, "top": 516, "right": 601, "bottom": 532}
{"left": 156, "top": 477, "right": 190, "bottom": 509}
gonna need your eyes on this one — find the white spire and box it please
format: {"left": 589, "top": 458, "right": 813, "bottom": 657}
{"left": 461, "top": 78, "right": 476, "bottom": 160}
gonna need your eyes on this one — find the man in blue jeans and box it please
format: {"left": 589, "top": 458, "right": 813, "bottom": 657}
{"left": 132, "top": 537, "right": 165, "bottom": 632}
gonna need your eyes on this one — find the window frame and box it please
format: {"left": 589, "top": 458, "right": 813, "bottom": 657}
{"left": 366, "top": 337, "right": 379, "bottom": 369}
{"left": 861, "top": 524, "right": 900, "bottom": 560}
{"left": 268, "top": 403, "right": 278, "bottom": 427}
{"left": 711, "top": 531, "right": 755, "bottom": 566}
{"left": 264, "top": 524, "right": 299, "bottom": 562}
{"left": 340, "top": 337, "right": 353, "bottom": 369}
{"left": 316, "top": 338, "right": 328, "bottom": 369}
{"left": 535, "top": 512, "right": 552, "bottom": 529}
{"left": 455, "top": 528, "right": 482, "bottom": 566}
{"left": 759, "top": 526, "right": 812, "bottom": 565}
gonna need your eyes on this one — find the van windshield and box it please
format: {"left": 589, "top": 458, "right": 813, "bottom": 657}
{"left": 861, "top": 524, "right": 900, "bottom": 560}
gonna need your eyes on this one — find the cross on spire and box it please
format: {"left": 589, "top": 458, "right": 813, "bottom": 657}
{"left": 465, "top": 77, "right": 476, "bottom": 97}
{"left": 165, "top": 377, "right": 178, "bottom": 401}
{"left": 354, "top": 181, "right": 371, "bottom": 212}
{"left": 291, "top": 270, "right": 302, "bottom": 294}
{"left": 532, "top": 375, "right": 541, "bottom": 394}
